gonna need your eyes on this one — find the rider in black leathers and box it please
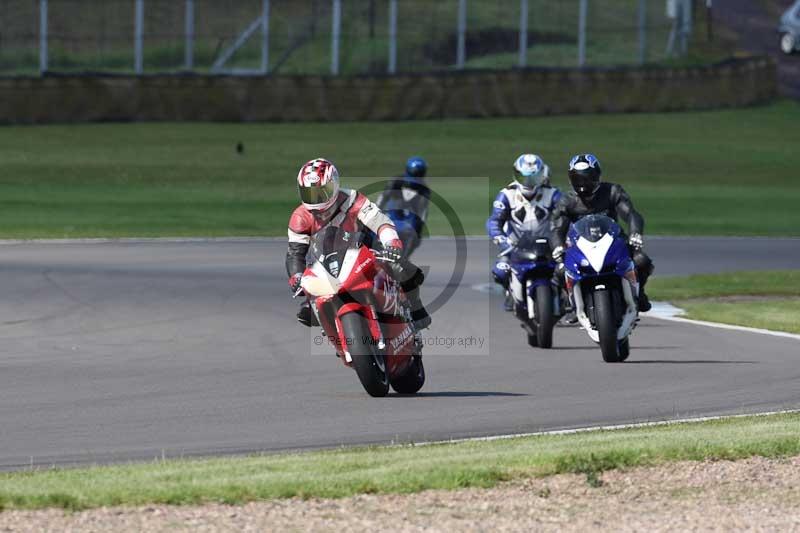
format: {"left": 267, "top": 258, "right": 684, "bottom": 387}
{"left": 551, "top": 154, "right": 654, "bottom": 312}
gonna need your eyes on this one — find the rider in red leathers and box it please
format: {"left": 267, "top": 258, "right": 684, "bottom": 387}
{"left": 286, "top": 158, "right": 432, "bottom": 330}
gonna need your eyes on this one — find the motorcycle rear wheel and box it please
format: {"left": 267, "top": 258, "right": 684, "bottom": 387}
{"left": 340, "top": 312, "right": 390, "bottom": 397}
{"left": 390, "top": 355, "right": 426, "bottom": 394}
{"left": 594, "top": 290, "right": 621, "bottom": 363}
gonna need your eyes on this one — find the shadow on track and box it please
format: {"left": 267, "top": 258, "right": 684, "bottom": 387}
{"left": 393, "top": 391, "right": 528, "bottom": 398}
{"left": 624, "top": 360, "right": 757, "bottom": 365}
{"left": 553, "top": 346, "right": 681, "bottom": 351}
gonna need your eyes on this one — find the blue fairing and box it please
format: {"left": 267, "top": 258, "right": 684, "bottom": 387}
{"left": 564, "top": 215, "right": 633, "bottom": 282}
{"left": 388, "top": 210, "right": 424, "bottom": 238}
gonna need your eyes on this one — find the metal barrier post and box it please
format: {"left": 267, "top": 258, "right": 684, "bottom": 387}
{"left": 388, "top": 0, "right": 397, "bottom": 74}
{"left": 135, "top": 0, "right": 144, "bottom": 74}
{"left": 456, "top": 0, "right": 467, "bottom": 69}
{"left": 578, "top": 0, "right": 587, "bottom": 67}
{"left": 638, "top": 0, "right": 647, "bottom": 65}
{"left": 261, "top": 0, "right": 270, "bottom": 73}
{"left": 184, "top": 0, "right": 194, "bottom": 70}
{"left": 331, "top": 0, "right": 341, "bottom": 75}
{"left": 39, "top": 0, "right": 48, "bottom": 74}
{"left": 518, "top": 0, "right": 528, "bottom": 67}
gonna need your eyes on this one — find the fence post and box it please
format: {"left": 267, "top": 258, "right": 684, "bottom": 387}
{"left": 184, "top": 0, "right": 194, "bottom": 70}
{"left": 577, "top": 0, "right": 587, "bottom": 67}
{"left": 135, "top": 0, "right": 144, "bottom": 74}
{"left": 261, "top": 0, "right": 270, "bottom": 73}
{"left": 456, "top": 0, "right": 466, "bottom": 69}
{"left": 680, "top": 0, "right": 692, "bottom": 55}
{"left": 638, "top": 0, "right": 647, "bottom": 65}
{"left": 39, "top": 0, "right": 48, "bottom": 74}
{"left": 518, "top": 0, "right": 528, "bottom": 67}
{"left": 388, "top": 0, "right": 397, "bottom": 74}
{"left": 331, "top": 0, "right": 341, "bottom": 75}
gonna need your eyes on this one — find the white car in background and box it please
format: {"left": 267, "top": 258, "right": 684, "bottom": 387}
{"left": 780, "top": 0, "right": 800, "bottom": 54}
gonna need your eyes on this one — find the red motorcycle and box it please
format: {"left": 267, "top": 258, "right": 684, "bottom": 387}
{"left": 298, "top": 224, "right": 425, "bottom": 397}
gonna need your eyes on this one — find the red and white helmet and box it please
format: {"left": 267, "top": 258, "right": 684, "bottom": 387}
{"left": 297, "top": 158, "right": 340, "bottom": 212}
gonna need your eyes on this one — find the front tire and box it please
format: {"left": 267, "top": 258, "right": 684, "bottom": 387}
{"left": 594, "top": 289, "right": 621, "bottom": 363}
{"left": 534, "top": 284, "right": 555, "bottom": 349}
{"left": 390, "top": 356, "right": 425, "bottom": 394}
{"left": 339, "top": 312, "right": 389, "bottom": 397}
{"left": 781, "top": 33, "right": 797, "bottom": 55}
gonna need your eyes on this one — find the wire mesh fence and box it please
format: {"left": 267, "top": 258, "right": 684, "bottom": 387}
{"left": 0, "top": 0, "right": 721, "bottom": 76}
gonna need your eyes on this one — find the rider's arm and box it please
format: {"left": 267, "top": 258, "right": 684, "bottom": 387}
{"left": 551, "top": 194, "right": 574, "bottom": 249}
{"left": 354, "top": 193, "right": 402, "bottom": 247}
{"left": 611, "top": 184, "right": 645, "bottom": 236}
{"left": 285, "top": 208, "right": 311, "bottom": 278}
{"left": 486, "top": 191, "right": 510, "bottom": 240}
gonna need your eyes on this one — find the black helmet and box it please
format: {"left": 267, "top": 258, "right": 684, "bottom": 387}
{"left": 568, "top": 154, "right": 602, "bottom": 198}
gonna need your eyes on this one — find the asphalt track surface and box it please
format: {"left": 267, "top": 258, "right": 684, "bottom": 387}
{"left": 0, "top": 237, "right": 798, "bottom": 469}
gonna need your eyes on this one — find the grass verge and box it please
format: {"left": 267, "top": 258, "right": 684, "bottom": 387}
{"left": 650, "top": 270, "right": 800, "bottom": 333}
{"left": 0, "top": 412, "right": 799, "bottom": 511}
{"left": 0, "top": 101, "right": 797, "bottom": 238}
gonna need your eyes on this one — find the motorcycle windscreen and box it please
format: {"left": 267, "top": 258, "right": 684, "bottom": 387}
{"left": 308, "top": 225, "right": 366, "bottom": 278}
{"left": 571, "top": 214, "right": 620, "bottom": 243}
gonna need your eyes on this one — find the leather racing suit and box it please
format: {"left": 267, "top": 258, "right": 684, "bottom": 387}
{"left": 486, "top": 182, "right": 562, "bottom": 288}
{"left": 551, "top": 182, "right": 654, "bottom": 300}
{"left": 287, "top": 188, "right": 429, "bottom": 328}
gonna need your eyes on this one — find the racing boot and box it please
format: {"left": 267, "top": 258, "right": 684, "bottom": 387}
{"left": 406, "top": 287, "right": 432, "bottom": 330}
{"left": 296, "top": 301, "right": 320, "bottom": 327}
{"left": 492, "top": 272, "right": 513, "bottom": 311}
{"left": 633, "top": 253, "right": 654, "bottom": 312}
{"left": 638, "top": 287, "right": 652, "bottom": 313}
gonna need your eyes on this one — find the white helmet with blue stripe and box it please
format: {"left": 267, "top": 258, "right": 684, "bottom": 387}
{"left": 513, "top": 154, "right": 550, "bottom": 190}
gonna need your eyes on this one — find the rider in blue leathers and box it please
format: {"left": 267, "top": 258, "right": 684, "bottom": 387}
{"left": 486, "top": 154, "right": 562, "bottom": 310}
{"left": 376, "top": 157, "right": 430, "bottom": 258}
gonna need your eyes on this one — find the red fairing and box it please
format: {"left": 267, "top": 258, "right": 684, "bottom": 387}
{"left": 307, "top": 244, "right": 414, "bottom": 378}
{"left": 339, "top": 246, "right": 377, "bottom": 294}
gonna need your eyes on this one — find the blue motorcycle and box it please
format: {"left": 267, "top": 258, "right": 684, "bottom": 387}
{"left": 379, "top": 180, "right": 429, "bottom": 260}
{"left": 502, "top": 226, "right": 562, "bottom": 349}
{"left": 563, "top": 215, "right": 639, "bottom": 362}
{"left": 387, "top": 210, "right": 425, "bottom": 259}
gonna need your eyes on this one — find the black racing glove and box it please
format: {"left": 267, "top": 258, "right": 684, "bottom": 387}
{"left": 381, "top": 246, "right": 403, "bottom": 263}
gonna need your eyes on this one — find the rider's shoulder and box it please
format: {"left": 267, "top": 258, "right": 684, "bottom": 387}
{"left": 605, "top": 182, "right": 629, "bottom": 199}
{"left": 288, "top": 205, "right": 315, "bottom": 233}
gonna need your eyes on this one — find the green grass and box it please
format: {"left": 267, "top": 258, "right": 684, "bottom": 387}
{"left": 0, "top": 412, "right": 798, "bottom": 511}
{"left": 650, "top": 270, "right": 800, "bottom": 334}
{"left": 679, "top": 299, "right": 800, "bottom": 334}
{"left": 0, "top": 101, "right": 797, "bottom": 238}
{"left": 649, "top": 271, "right": 800, "bottom": 301}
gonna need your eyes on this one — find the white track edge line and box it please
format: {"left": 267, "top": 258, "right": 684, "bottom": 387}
{"left": 403, "top": 408, "right": 800, "bottom": 448}
{"left": 648, "top": 315, "right": 800, "bottom": 341}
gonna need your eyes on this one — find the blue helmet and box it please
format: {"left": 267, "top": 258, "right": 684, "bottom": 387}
{"left": 513, "top": 154, "right": 550, "bottom": 190}
{"left": 405, "top": 156, "right": 427, "bottom": 179}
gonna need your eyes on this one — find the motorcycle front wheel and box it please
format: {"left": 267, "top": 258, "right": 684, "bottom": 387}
{"left": 594, "top": 289, "right": 621, "bottom": 363}
{"left": 534, "top": 284, "right": 555, "bottom": 349}
{"left": 340, "top": 312, "right": 390, "bottom": 397}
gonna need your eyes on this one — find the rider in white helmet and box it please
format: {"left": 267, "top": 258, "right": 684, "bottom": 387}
{"left": 486, "top": 154, "right": 562, "bottom": 310}
{"left": 286, "top": 158, "right": 431, "bottom": 329}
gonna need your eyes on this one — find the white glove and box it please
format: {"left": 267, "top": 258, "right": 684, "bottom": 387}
{"left": 493, "top": 235, "right": 513, "bottom": 255}
{"left": 552, "top": 245, "right": 564, "bottom": 263}
{"left": 628, "top": 233, "right": 644, "bottom": 251}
